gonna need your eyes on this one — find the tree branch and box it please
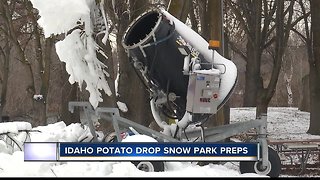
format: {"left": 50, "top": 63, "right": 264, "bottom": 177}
{"left": 261, "top": 0, "right": 276, "bottom": 48}
{"left": 291, "top": 12, "right": 310, "bottom": 28}
{"left": 226, "top": 0, "right": 252, "bottom": 42}
{"left": 263, "top": 36, "right": 276, "bottom": 49}
{"left": 228, "top": 40, "right": 247, "bottom": 61}
{"left": 291, "top": 27, "right": 307, "bottom": 43}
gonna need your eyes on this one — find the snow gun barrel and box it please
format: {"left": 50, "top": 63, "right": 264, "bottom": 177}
{"left": 122, "top": 8, "right": 237, "bottom": 120}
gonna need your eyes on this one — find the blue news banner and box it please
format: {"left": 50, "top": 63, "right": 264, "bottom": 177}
{"left": 24, "top": 142, "right": 259, "bottom": 161}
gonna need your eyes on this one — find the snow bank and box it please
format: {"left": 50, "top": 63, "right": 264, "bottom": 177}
{"left": 0, "top": 122, "right": 32, "bottom": 134}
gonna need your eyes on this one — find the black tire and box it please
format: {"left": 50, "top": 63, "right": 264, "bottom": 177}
{"left": 239, "top": 146, "right": 281, "bottom": 177}
{"left": 132, "top": 161, "right": 165, "bottom": 172}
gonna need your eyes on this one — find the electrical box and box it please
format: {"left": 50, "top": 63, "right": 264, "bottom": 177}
{"left": 186, "top": 70, "right": 221, "bottom": 114}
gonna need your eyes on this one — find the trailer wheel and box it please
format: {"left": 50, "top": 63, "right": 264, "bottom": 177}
{"left": 239, "top": 147, "right": 281, "bottom": 177}
{"left": 132, "top": 161, "right": 164, "bottom": 172}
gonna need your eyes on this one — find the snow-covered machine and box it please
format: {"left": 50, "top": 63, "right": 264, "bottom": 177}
{"left": 121, "top": 8, "right": 237, "bottom": 125}
{"left": 68, "top": 8, "right": 281, "bottom": 177}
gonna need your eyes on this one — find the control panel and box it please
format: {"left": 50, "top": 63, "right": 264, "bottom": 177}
{"left": 186, "top": 71, "right": 220, "bottom": 114}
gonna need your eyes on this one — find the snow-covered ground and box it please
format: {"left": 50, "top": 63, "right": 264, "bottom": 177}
{"left": 0, "top": 107, "right": 319, "bottom": 177}
{"left": 231, "top": 107, "right": 319, "bottom": 140}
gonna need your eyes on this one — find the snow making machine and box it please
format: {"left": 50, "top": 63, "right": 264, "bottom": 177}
{"left": 68, "top": 8, "right": 281, "bottom": 177}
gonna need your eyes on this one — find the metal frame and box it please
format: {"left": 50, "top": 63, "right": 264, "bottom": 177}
{"left": 68, "top": 101, "right": 270, "bottom": 169}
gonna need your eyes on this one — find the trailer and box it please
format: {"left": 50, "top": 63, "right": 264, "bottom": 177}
{"left": 68, "top": 101, "right": 280, "bottom": 177}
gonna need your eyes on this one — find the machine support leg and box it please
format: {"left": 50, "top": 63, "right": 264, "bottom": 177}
{"left": 83, "top": 107, "right": 98, "bottom": 142}
{"left": 111, "top": 113, "right": 122, "bottom": 142}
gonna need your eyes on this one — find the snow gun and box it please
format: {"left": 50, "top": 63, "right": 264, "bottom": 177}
{"left": 68, "top": 8, "right": 281, "bottom": 176}
{"left": 122, "top": 8, "right": 238, "bottom": 130}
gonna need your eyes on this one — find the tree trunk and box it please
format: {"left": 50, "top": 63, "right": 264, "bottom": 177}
{"left": 243, "top": 42, "right": 262, "bottom": 107}
{"left": 117, "top": 1, "right": 153, "bottom": 127}
{"left": 222, "top": 33, "right": 231, "bottom": 125}
{"left": 242, "top": 1, "right": 263, "bottom": 108}
{"left": 31, "top": 19, "right": 48, "bottom": 126}
{"left": 299, "top": 74, "right": 310, "bottom": 112}
{"left": 255, "top": 0, "right": 293, "bottom": 118}
{"left": 307, "top": 64, "right": 320, "bottom": 134}
{"left": 208, "top": 0, "right": 222, "bottom": 43}
{"left": 256, "top": 88, "right": 268, "bottom": 117}
{"left": 256, "top": 97, "right": 268, "bottom": 118}
{"left": 308, "top": 0, "right": 320, "bottom": 135}
{"left": 198, "top": 0, "right": 209, "bottom": 40}
{"left": 189, "top": 2, "right": 200, "bottom": 33}
{"left": 61, "top": 82, "right": 79, "bottom": 125}
{"left": 208, "top": 0, "right": 228, "bottom": 127}
{"left": 40, "top": 37, "right": 55, "bottom": 125}
{"left": 168, "top": 0, "right": 192, "bottom": 22}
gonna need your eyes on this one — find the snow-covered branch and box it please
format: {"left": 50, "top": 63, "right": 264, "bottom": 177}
{"left": 30, "top": 0, "right": 111, "bottom": 108}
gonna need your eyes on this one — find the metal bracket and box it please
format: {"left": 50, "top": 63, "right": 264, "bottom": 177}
{"left": 68, "top": 101, "right": 98, "bottom": 142}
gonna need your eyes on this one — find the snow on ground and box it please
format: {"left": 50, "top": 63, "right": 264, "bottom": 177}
{"left": 0, "top": 107, "right": 319, "bottom": 177}
{"left": 231, "top": 107, "right": 319, "bottom": 140}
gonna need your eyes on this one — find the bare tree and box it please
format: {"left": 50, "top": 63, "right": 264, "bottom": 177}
{"left": 24, "top": 0, "right": 55, "bottom": 126}
{"left": 227, "top": 0, "right": 306, "bottom": 117}
{"left": 291, "top": 0, "right": 311, "bottom": 111}
{"left": 0, "top": 1, "right": 67, "bottom": 126}
{"left": 282, "top": 0, "right": 320, "bottom": 135}
{"left": 0, "top": 0, "right": 40, "bottom": 125}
